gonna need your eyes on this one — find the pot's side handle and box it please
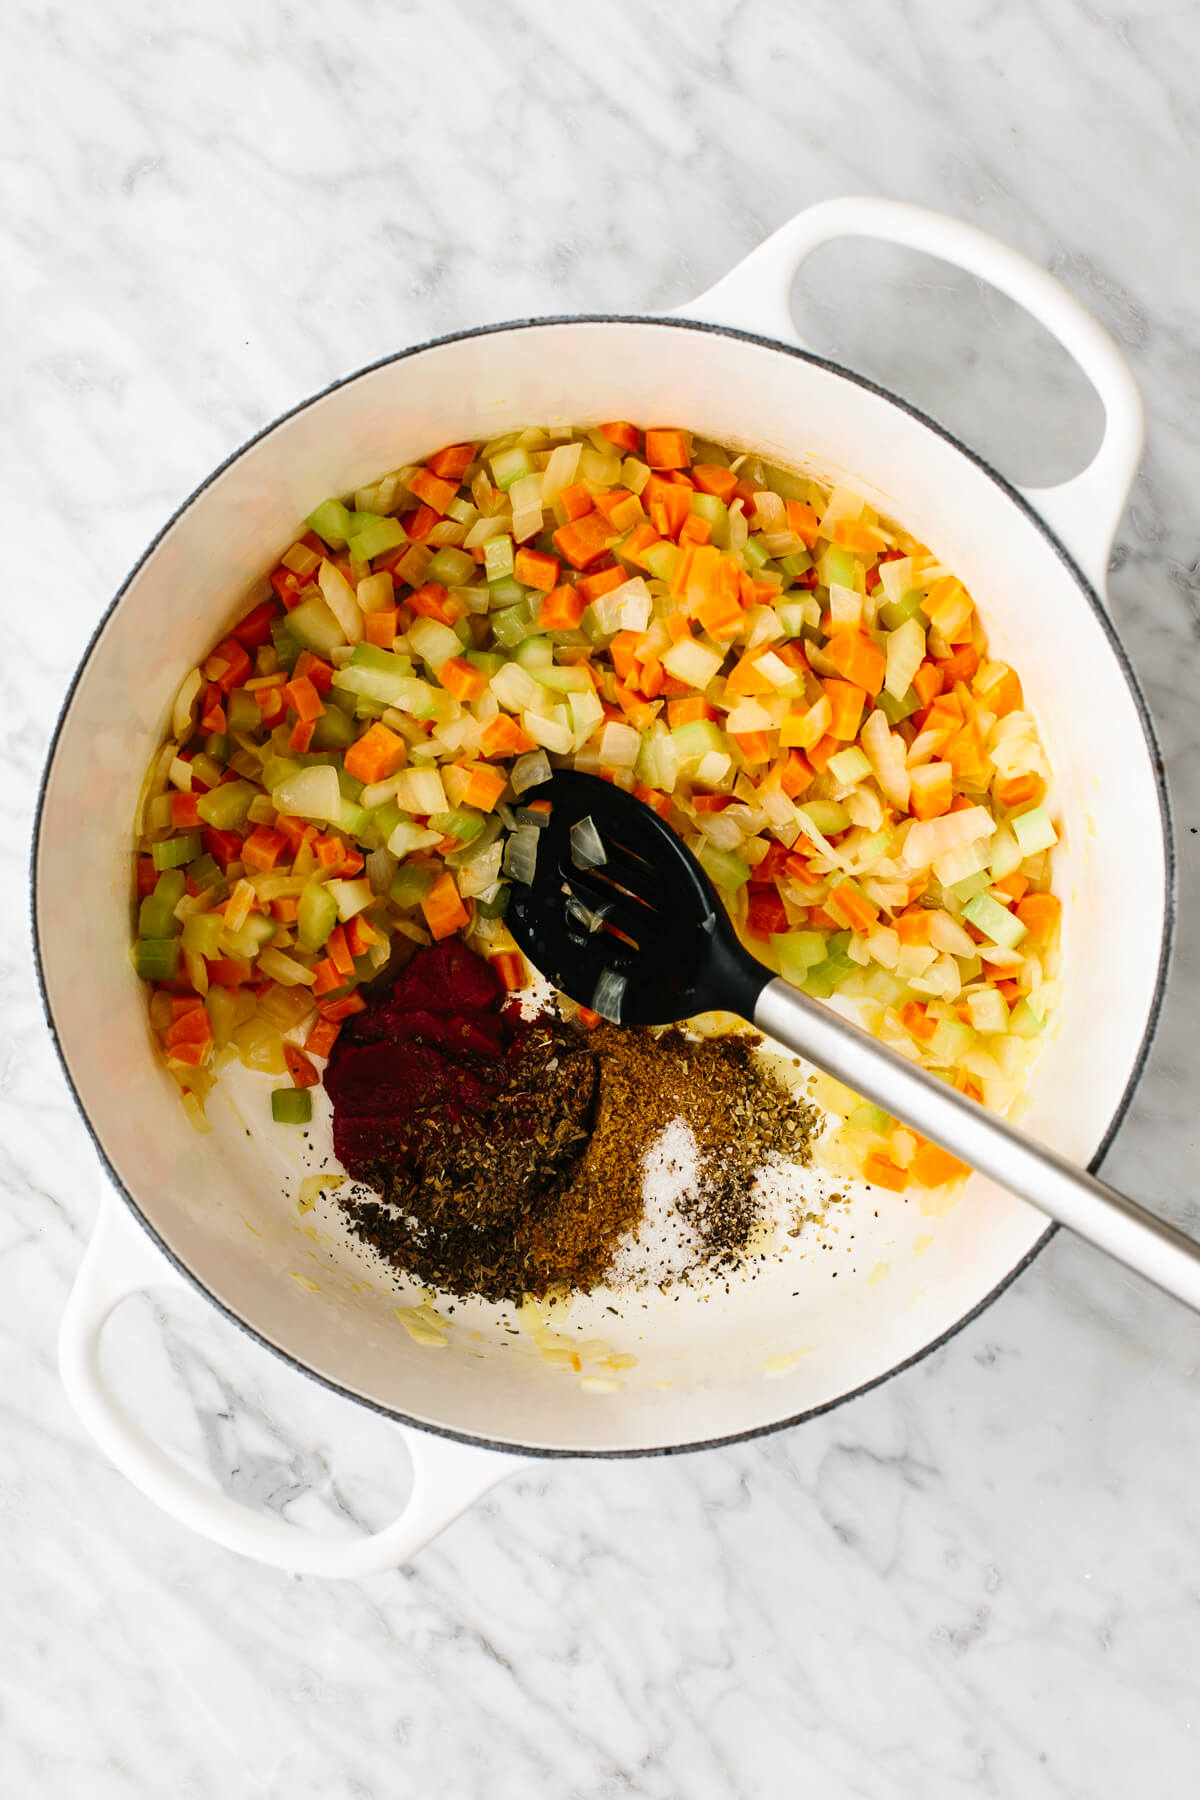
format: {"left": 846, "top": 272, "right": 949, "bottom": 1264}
{"left": 59, "top": 1187, "right": 526, "bottom": 1577}
{"left": 676, "top": 197, "right": 1144, "bottom": 590}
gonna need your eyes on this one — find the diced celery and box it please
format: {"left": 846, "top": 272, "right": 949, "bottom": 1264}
{"left": 271, "top": 1087, "right": 313, "bottom": 1124}
{"left": 466, "top": 650, "right": 505, "bottom": 677}
{"left": 409, "top": 616, "right": 463, "bottom": 669}
{"left": 350, "top": 643, "right": 413, "bottom": 676}
{"left": 963, "top": 891, "right": 1028, "bottom": 950}
{"left": 1011, "top": 806, "right": 1057, "bottom": 857}
{"left": 181, "top": 912, "right": 224, "bottom": 958}
{"left": 671, "top": 719, "right": 728, "bottom": 763}
{"left": 778, "top": 551, "right": 813, "bottom": 581}
{"left": 1009, "top": 996, "right": 1046, "bottom": 1039}
{"left": 513, "top": 635, "right": 554, "bottom": 670}
{"left": 763, "top": 463, "right": 810, "bottom": 501}
{"left": 205, "top": 984, "right": 241, "bottom": 1049}
{"left": 490, "top": 447, "right": 534, "bottom": 490}
{"left": 270, "top": 622, "right": 302, "bottom": 672}
{"left": 390, "top": 864, "right": 435, "bottom": 909}
{"left": 799, "top": 800, "right": 851, "bottom": 837}
{"left": 221, "top": 915, "right": 277, "bottom": 961}
{"left": 132, "top": 937, "right": 181, "bottom": 981}
{"left": 138, "top": 869, "right": 186, "bottom": 939}
{"left": 846, "top": 1102, "right": 893, "bottom": 1136}
{"left": 185, "top": 853, "right": 222, "bottom": 891}
{"left": 697, "top": 843, "right": 750, "bottom": 893}
{"left": 472, "top": 881, "right": 509, "bottom": 919}
{"left": 288, "top": 595, "right": 345, "bottom": 654}
{"left": 429, "top": 808, "right": 485, "bottom": 845}
{"left": 196, "top": 780, "right": 256, "bottom": 831}
{"left": 742, "top": 535, "right": 771, "bottom": 572}
{"left": 771, "top": 929, "right": 827, "bottom": 986}
{"left": 490, "top": 603, "right": 534, "bottom": 648}
{"left": 311, "top": 708, "right": 358, "bottom": 751}
{"left": 802, "top": 959, "right": 838, "bottom": 999}
{"left": 642, "top": 541, "right": 681, "bottom": 583}
{"left": 537, "top": 663, "right": 593, "bottom": 693}
{"left": 424, "top": 546, "right": 476, "bottom": 587}
{"left": 821, "top": 545, "right": 860, "bottom": 590}
{"left": 226, "top": 688, "right": 261, "bottom": 734}
{"left": 877, "top": 587, "right": 926, "bottom": 630}
{"left": 152, "top": 833, "right": 202, "bottom": 871}
{"left": 337, "top": 799, "right": 370, "bottom": 838}
{"left": 877, "top": 685, "right": 919, "bottom": 725}
{"left": 484, "top": 535, "right": 515, "bottom": 580}
{"left": 203, "top": 733, "right": 229, "bottom": 763}
{"left": 487, "top": 576, "right": 527, "bottom": 611}
{"left": 307, "top": 498, "right": 354, "bottom": 547}
{"left": 262, "top": 756, "right": 303, "bottom": 792}
{"left": 948, "top": 869, "right": 992, "bottom": 905}
{"left": 298, "top": 883, "right": 339, "bottom": 950}
{"left": 348, "top": 515, "right": 406, "bottom": 561}
{"left": 774, "top": 602, "right": 812, "bottom": 638}
{"left": 690, "top": 492, "right": 727, "bottom": 530}
{"left": 371, "top": 800, "right": 406, "bottom": 842}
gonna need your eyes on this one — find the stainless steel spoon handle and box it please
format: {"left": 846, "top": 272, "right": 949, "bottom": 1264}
{"left": 755, "top": 976, "right": 1200, "bottom": 1312}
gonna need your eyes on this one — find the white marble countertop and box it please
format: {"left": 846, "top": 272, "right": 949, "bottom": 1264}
{"left": 5, "top": 1, "right": 1200, "bottom": 1794}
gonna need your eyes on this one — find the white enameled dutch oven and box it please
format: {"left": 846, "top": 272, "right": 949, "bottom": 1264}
{"left": 34, "top": 199, "right": 1172, "bottom": 1577}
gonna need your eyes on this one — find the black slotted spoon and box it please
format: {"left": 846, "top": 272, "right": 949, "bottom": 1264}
{"left": 506, "top": 770, "right": 1200, "bottom": 1312}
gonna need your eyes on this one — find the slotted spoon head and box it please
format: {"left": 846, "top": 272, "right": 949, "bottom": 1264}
{"left": 505, "top": 771, "right": 768, "bottom": 1027}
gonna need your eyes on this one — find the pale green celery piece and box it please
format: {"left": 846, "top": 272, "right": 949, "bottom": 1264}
{"left": 642, "top": 541, "right": 681, "bottom": 583}
{"left": 298, "top": 883, "right": 338, "bottom": 951}
{"left": 742, "top": 535, "right": 772, "bottom": 572}
{"left": 948, "top": 869, "right": 992, "bottom": 905}
{"left": 139, "top": 870, "right": 186, "bottom": 939}
{"left": 963, "top": 890, "right": 1027, "bottom": 950}
{"left": 132, "top": 938, "right": 181, "bottom": 982}
{"left": 513, "top": 636, "right": 554, "bottom": 669}
{"left": 270, "top": 622, "right": 302, "bottom": 672}
{"left": 696, "top": 843, "right": 750, "bottom": 893}
{"left": 337, "top": 799, "right": 370, "bottom": 837}
{"left": 763, "top": 464, "right": 810, "bottom": 501}
{"left": 196, "top": 780, "right": 256, "bottom": 831}
{"left": 181, "top": 912, "right": 224, "bottom": 958}
{"left": 487, "top": 576, "right": 526, "bottom": 611}
{"left": 490, "top": 447, "right": 534, "bottom": 490}
{"left": 877, "top": 685, "right": 919, "bottom": 725}
{"left": 424, "top": 546, "right": 475, "bottom": 587}
{"left": 205, "top": 985, "right": 241, "bottom": 1048}
{"left": 429, "top": 807, "right": 485, "bottom": 844}
{"left": 263, "top": 755, "right": 304, "bottom": 791}
{"left": 466, "top": 650, "right": 505, "bottom": 677}
{"left": 350, "top": 644, "right": 414, "bottom": 675}
{"left": 311, "top": 708, "right": 358, "bottom": 751}
{"left": 226, "top": 688, "right": 261, "bottom": 734}
{"left": 820, "top": 546, "right": 860, "bottom": 591}
{"left": 348, "top": 515, "right": 406, "bottom": 560}
{"left": 771, "top": 929, "right": 828, "bottom": 986}
{"left": 151, "top": 833, "right": 202, "bottom": 871}
{"left": 846, "top": 1102, "right": 893, "bottom": 1136}
{"left": 490, "top": 603, "right": 534, "bottom": 648}
{"left": 670, "top": 719, "right": 728, "bottom": 761}
{"left": 185, "top": 853, "right": 223, "bottom": 891}
{"left": 689, "top": 492, "right": 727, "bottom": 530}
{"left": 271, "top": 1088, "right": 312, "bottom": 1125}
{"left": 1011, "top": 806, "right": 1057, "bottom": 857}
{"left": 799, "top": 800, "right": 851, "bottom": 836}
{"left": 306, "top": 498, "right": 354, "bottom": 547}
{"left": 930, "top": 1017, "right": 975, "bottom": 1063}
{"left": 537, "top": 664, "right": 593, "bottom": 693}
{"left": 483, "top": 535, "right": 516, "bottom": 581}
{"left": 287, "top": 595, "right": 345, "bottom": 654}
{"left": 389, "top": 863, "right": 435, "bottom": 908}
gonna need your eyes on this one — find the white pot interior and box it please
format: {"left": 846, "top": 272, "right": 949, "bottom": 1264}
{"left": 35, "top": 320, "right": 1168, "bottom": 1453}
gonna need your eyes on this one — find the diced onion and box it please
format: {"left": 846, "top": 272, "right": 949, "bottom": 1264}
{"left": 318, "top": 559, "right": 362, "bottom": 644}
{"left": 502, "top": 825, "right": 541, "bottom": 885}
{"left": 273, "top": 764, "right": 343, "bottom": 822}
{"left": 569, "top": 816, "right": 607, "bottom": 869}
{"left": 511, "top": 749, "right": 552, "bottom": 794}
{"left": 591, "top": 968, "right": 627, "bottom": 1023}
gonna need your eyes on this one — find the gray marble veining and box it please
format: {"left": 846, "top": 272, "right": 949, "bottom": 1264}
{"left": 3, "top": 0, "right": 1200, "bottom": 1795}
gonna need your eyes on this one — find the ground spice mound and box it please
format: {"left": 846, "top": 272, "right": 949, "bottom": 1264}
{"left": 327, "top": 942, "right": 819, "bottom": 1302}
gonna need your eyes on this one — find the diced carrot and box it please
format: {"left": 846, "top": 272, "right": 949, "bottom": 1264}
{"left": 831, "top": 518, "right": 888, "bottom": 555}
{"left": 863, "top": 1151, "right": 908, "bottom": 1192}
{"left": 170, "top": 994, "right": 206, "bottom": 1020}
{"left": 284, "top": 674, "right": 325, "bottom": 721}
{"left": 274, "top": 815, "right": 313, "bottom": 852}
{"left": 200, "top": 683, "right": 227, "bottom": 734}
{"left": 992, "top": 871, "right": 1029, "bottom": 903}
{"left": 288, "top": 717, "right": 316, "bottom": 754}
{"left": 908, "top": 761, "right": 953, "bottom": 820}
{"left": 171, "top": 792, "right": 201, "bottom": 829}
{"left": 256, "top": 681, "right": 287, "bottom": 726}
{"left": 946, "top": 719, "right": 990, "bottom": 786}
{"left": 405, "top": 503, "right": 441, "bottom": 543}
{"left": 575, "top": 565, "right": 628, "bottom": 604}
{"left": 408, "top": 581, "right": 460, "bottom": 624}
{"left": 421, "top": 870, "right": 469, "bottom": 941}
{"left": 649, "top": 484, "right": 692, "bottom": 540}
{"left": 690, "top": 463, "right": 738, "bottom": 502}
{"left": 164, "top": 1007, "right": 214, "bottom": 1048}
{"left": 293, "top": 652, "right": 334, "bottom": 694}
{"left": 732, "top": 729, "right": 773, "bottom": 765}
{"left": 553, "top": 512, "right": 617, "bottom": 570}
{"left": 590, "top": 487, "right": 633, "bottom": 522}
{"left": 343, "top": 722, "right": 408, "bottom": 784}
{"left": 363, "top": 608, "right": 398, "bottom": 648}
{"left": 975, "top": 662, "right": 1023, "bottom": 717}
{"left": 678, "top": 514, "right": 712, "bottom": 548}
{"left": 746, "top": 891, "right": 789, "bottom": 937}
{"left": 937, "top": 644, "right": 980, "bottom": 684}
{"left": 513, "top": 546, "right": 561, "bottom": 591}
{"left": 823, "top": 679, "right": 867, "bottom": 740}
{"left": 425, "top": 442, "right": 476, "bottom": 481}
{"left": 270, "top": 896, "right": 300, "bottom": 923}
{"left": 241, "top": 825, "right": 288, "bottom": 872}
{"left": 912, "top": 660, "right": 944, "bottom": 708}
{"left": 633, "top": 784, "right": 673, "bottom": 820}
{"left": 608, "top": 631, "right": 643, "bottom": 684}
{"left": 305, "top": 1016, "right": 342, "bottom": 1058}
{"left": 576, "top": 1007, "right": 602, "bottom": 1029}
{"left": 667, "top": 696, "right": 716, "bottom": 727}
{"left": 895, "top": 908, "right": 933, "bottom": 946}
{"left": 910, "top": 1141, "right": 970, "bottom": 1188}
{"left": 693, "top": 591, "right": 744, "bottom": 640}
{"left": 283, "top": 1044, "right": 320, "bottom": 1089}
{"left": 203, "top": 957, "right": 251, "bottom": 987}
{"left": 644, "top": 428, "right": 690, "bottom": 469}
{"left": 537, "top": 585, "right": 587, "bottom": 630}
{"left": 268, "top": 566, "right": 304, "bottom": 609}
{"left": 691, "top": 792, "right": 731, "bottom": 813}
{"left": 316, "top": 991, "right": 367, "bottom": 1022}
{"left": 824, "top": 629, "right": 886, "bottom": 696}
{"left": 664, "top": 612, "right": 692, "bottom": 645}
{"left": 558, "top": 482, "right": 595, "bottom": 524}
{"left": 205, "top": 636, "right": 253, "bottom": 695}
{"left": 407, "top": 466, "right": 459, "bottom": 514}
{"left": 994, "top": 772, "right": 1043, "bottom": 809}
{"left": 459, "top": 763, "right": 508, "bottom": 812}
{"left": 806, "top": 733, "right": 840, "bottom": 774}
{"left": 345, "top": 914, "right": 381, "bottom": 957}
{"left": 489, "top": 950, "right": 527, "bottom": 992}
{"left": 620, "top": 521, "right": 663, "bottom": 569}
{"left": 722, "top": 652, "right": 775, "bottom": 698}
{"left": 231, "top": 599, "right": 280, "bottom": 650}
{"left": 785, "top": 500, "right": 821, "bottom": 548}
{"left": 136, "top": 856, "right": 159, "bottom": 898}
{"left": 1015, "top": 892, "right": 1062, "bottom": 940}
{"left": 778, "top": 750, "right": 815, "bottom": 799}
{"left": 439, "top": 657, "right": 489, "bottom": 702}
{"left": 479, "top": 714, "right": 538, "bottom": 758}
{"left": 310, "top": 958, "right": 343, "bottom": 997}
{"left": 326, "top": 924, "right": 354, "bottom": 978}
{"left": 827, "top": 879, "right": 879, "bottom": 933}
{"left": 598, "top": 421, "right": 640, "bottom": 452}
{"left": 166, "top": 1041, "right": 212, "bottom": 1069}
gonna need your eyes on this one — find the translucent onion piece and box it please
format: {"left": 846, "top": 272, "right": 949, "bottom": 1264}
{"left": 591, "top": 968, "right": 627, "bottom": 1024}
{"left": 569, "top": 816, "right": 607, "bottom": 870}
{"left": 502, "top": 825, "right": 541, "bottom": 885}
{"left": 510, "top": 749, "right": 552, "bottom": 794}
